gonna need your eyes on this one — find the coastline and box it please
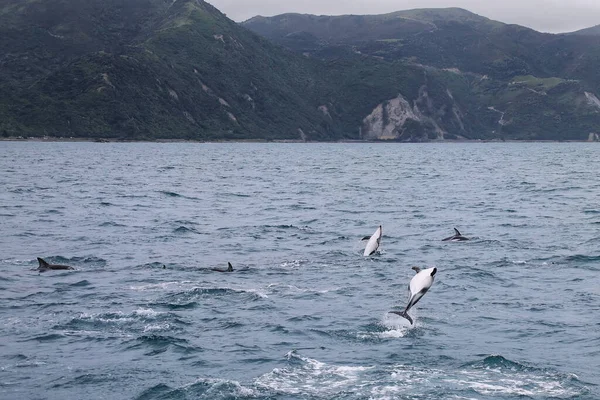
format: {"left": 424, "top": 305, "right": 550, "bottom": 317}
{"left": 0, "top": 137, "right": 597, "bottom": 144}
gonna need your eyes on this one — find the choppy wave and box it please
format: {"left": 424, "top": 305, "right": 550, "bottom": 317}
{"left": 140, "top": 352, "right": 588, "bottom": 399}
{"left": 564, "top": 254, "right": 600, "bottom": 263}
{"left": 2, "top": 142, "right": 600, "bottom": 399}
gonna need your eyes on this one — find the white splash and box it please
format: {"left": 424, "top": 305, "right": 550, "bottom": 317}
{"left": 143, "top": 323, "right": 170, "bottom": 333}
{"left": 133, "top": 308, "right": 162, "bottom": 318}
{"left": 256, "top": 352, "right": 374, "bottom": 396}
{"left": 128, "top": 281, "right": 186, "bottom": 291}
{"left": 444, "top": 369, "right": 577, "bottom": 397}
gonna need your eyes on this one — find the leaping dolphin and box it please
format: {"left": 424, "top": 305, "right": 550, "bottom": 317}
{"left": 37, "top": 257, "right": 74, "bottom": 272}
{"left": 362, "top": 225, "right": 382, "bottom": 256}
{"left": 442, "top": 228, "right": 469, "bottom": 242}
{"left": 389, "top": 266, "right": 437, "bottom": 325}
{"left": 211, "top": 262, "right": 234, "bottom": 273}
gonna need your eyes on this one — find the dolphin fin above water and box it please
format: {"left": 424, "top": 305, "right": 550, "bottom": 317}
{"left": 37, "top": 257, "right": 74, "bottom": 272}
{"left": 442, "top": 227, "right": 469, "bottom": 242}
{"left": 389, "top": 266, "right": 437, "bottom": 325}
{"left": 211, "top": 262, "right": 234, "bottom": 273}
{"left": 363, "top": 225, "right": 382, "bottom": 256}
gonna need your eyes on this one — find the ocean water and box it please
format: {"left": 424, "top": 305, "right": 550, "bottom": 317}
{"left": 1, "top": 141, "right": 599, "bottom": 400}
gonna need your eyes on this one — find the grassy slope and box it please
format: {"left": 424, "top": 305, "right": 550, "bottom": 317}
{"left": 2, "top": 3, "right": 600, "bottom": 141}
{"left": 243, "top": 9, "right": 600, "bottom": 140}
{"left": 0, "top": 0, "right": 334, "bottom": 140}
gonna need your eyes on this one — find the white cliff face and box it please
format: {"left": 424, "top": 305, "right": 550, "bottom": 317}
{"left": 361, "top": 94, "right": 420, "bottom": 140}
{"left": 585, "top": 92, "right": 600, "bottom": 110}
{"left": 413, "top": 86, "right": 446, "bottom": 140}
{"left": 361, "top": 87, "right": 466, "bottom": 140}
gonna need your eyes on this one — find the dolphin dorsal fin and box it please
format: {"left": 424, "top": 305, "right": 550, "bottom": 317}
{"left": 454, "top": 228, "right": 461, "bottom": 236}
{"left": 227, "top": 262, "right": 233, "bottom": 272}
{"left": 37, "top": 257, "right": 49, "bottom": 268}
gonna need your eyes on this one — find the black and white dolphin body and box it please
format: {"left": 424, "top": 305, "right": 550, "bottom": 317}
{"left": 362, "top": 225, "right": 382, "bottom": 256}
{"left": 389, "top": 266, "right": 437, "bottom": 325}
{"left": 37, "top": 257, "right": 74, "bottom": 272}
{"left": 211, "top": 262, "right": 234, "bottom": 273}
{"left": 442, "top": 228, "right": 469, "bottom": 242}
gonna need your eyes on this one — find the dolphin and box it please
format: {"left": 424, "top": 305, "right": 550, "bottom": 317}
{"left": 37, "top": 257, "right": 74, "bottom": 272}
{"left": 211, "top": 262, "right": 234, "bottom": 273}
{"left": 389, "top": 266, "right": 437, "bottom": 325}
{"left": 442, "top": 228, "right": 469, "bottom": 242}
{"left": 362, "top": 225, "right": 382, "bottom": 256}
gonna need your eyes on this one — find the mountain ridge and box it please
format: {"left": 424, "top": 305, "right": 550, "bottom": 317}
{"left": 568, "top": 24, "right": 600, "bottom": 36}
{"left": 242, "top": 8, "right": 600, "bottom": 141}
{"left": 1, "top": 1, "right": 600, "bottom": 141}
{"left": 0, "top": 0, "right": 340, "bottom": 141}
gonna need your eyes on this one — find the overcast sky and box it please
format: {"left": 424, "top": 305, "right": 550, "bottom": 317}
{"left": 207, "top": 0, "right": 600, "bottom": 33}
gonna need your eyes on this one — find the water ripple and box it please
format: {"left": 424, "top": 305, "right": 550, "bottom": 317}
{"left": 1, "top": 142, "right": 599, "bottom": 399}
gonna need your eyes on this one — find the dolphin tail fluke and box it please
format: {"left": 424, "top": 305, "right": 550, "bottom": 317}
{"left": 37, "top": 257, "right": 49, "bottom": 268}
{"left": 389, "top": 310, "right": 413, "bottom": 325}
{"left": 227, "top": 262, "right": 233, "bottom": 272}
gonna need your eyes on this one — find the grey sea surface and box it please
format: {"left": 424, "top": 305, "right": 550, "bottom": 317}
{"left": 0, "top": 142, "right": 599, "bottom": 399}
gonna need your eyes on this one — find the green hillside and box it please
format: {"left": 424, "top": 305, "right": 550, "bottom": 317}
{"left": 1, "top": 2, "right": 600, "bottom": 141}
{"left": 0, "top": 0, "right": 337, "bottom": 140}
{"left": 569, "top": 25, "right": 600, "bottom": 36}
{"left": 243, "top": 8, "right": 600, "bottom": 141}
